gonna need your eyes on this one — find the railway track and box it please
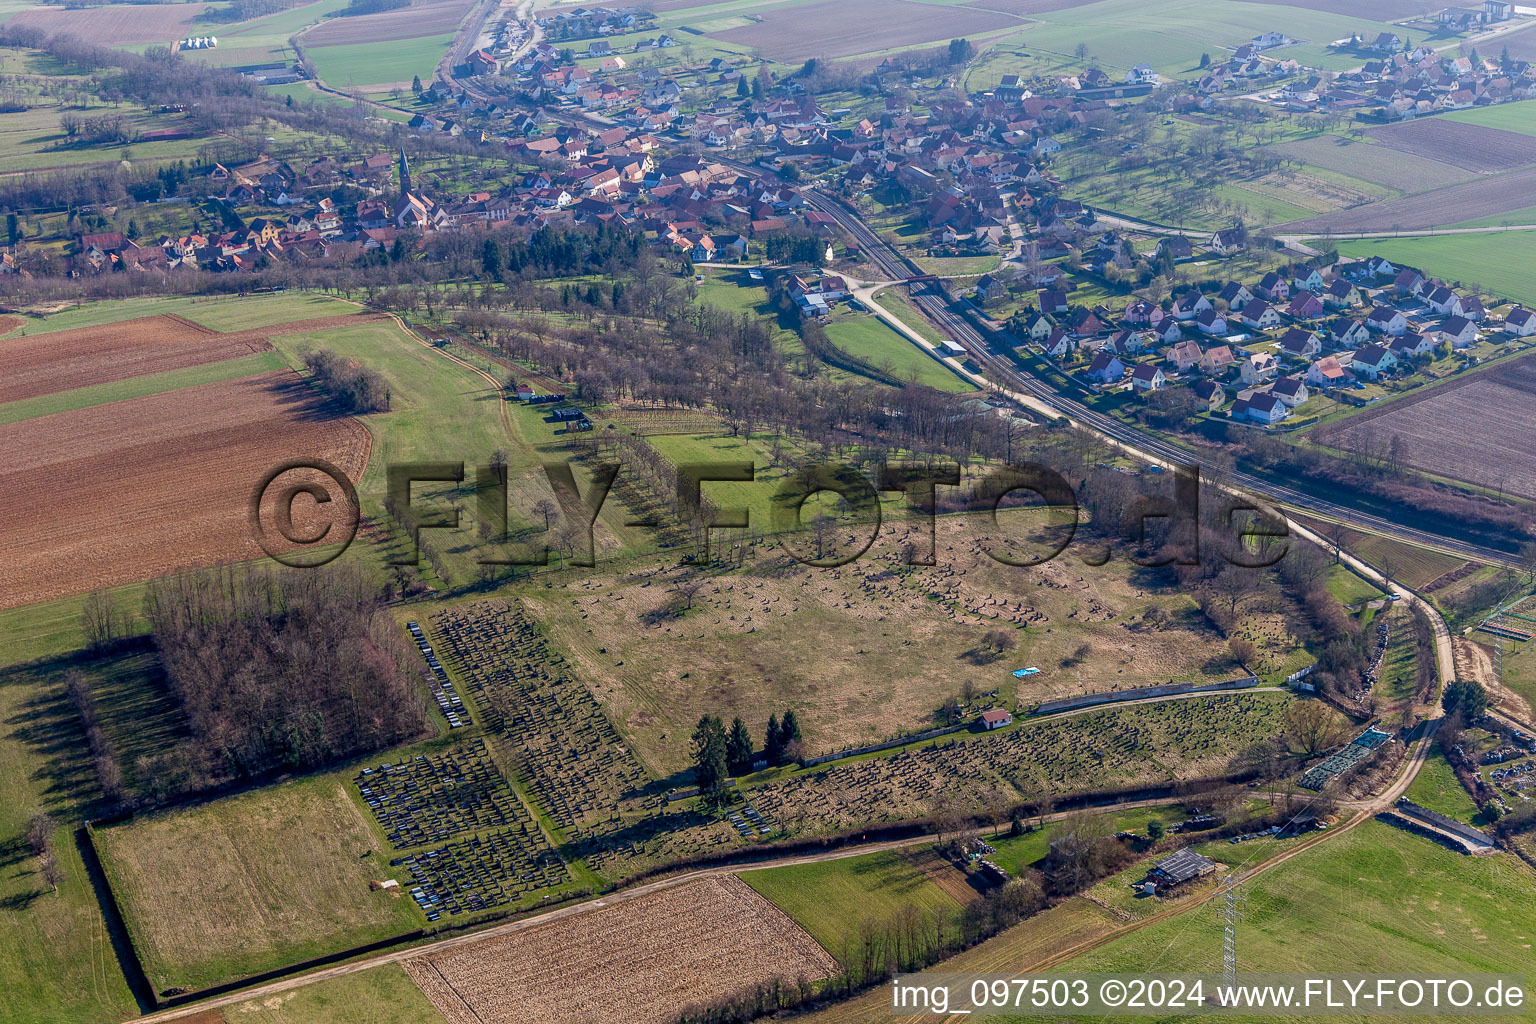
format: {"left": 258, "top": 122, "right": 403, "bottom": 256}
{"left": 799, "top": 188, "right": 1519, "bottom": 570}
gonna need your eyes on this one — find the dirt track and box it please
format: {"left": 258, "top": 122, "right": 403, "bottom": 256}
{"left": 0, "top": 370, "right": 369, "bottom": 608}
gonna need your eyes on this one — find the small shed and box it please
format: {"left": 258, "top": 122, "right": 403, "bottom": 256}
{"left": 980, "top": 708, "right": 1013, "bottom": 730}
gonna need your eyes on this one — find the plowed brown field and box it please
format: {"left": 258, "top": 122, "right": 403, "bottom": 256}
{"left": 710, "top": 0, "right": 1018, "bottom": 61}
{"left": 0, "top": 370, "right": 369, "bottom": 609}
{"left": 303, "top": 0, "right": 473, "bottom": 45}
{"left": 0, "top": 312, "right": 387, "bottom": 404}
{"left": 10, "top": 3, "right": 210, "bottom": 44}
{"left": 403, "top": 875, "right": 839, "bottom": 1024}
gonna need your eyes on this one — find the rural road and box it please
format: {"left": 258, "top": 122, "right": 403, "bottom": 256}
{"left": 124, "top": 791, "right": 1224, "bottom": 1024}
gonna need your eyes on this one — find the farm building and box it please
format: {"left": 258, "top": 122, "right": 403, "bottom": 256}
{"left": 1143, "top": 848, "right": 1218, "bottom": 892}
{"left": 179, "top": 36, "right": 217, "bottom": 49}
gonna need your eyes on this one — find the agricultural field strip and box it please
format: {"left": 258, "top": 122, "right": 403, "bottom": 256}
{"left": 302, "top": 0, "right": 476, "bottom": 47}
{"left": 403, "top": 875, "right": 839, "bottom": 1024}
{"left": 1281, "top": 163, "right": 1536, "bottom": 233}
{"left": 1316, "top": 353, "right": 1536, "bottom": 501}
{"left": 0, "top": 311, "right": 387, "bottom": 404}
{"left": 1367, "top": 117, "right": 1536, "bottom": 173}
{"left": 0, "top": 370, "right": 370, "bottom": 608}
{"left": 8, "top": 2, "right": 212, "bottom": 45}
{"left": 708, "top": 0, "right": 1022, "bottom": 61}
{"left": 1269, "top": 135, "right": 1474, "bottom": 194}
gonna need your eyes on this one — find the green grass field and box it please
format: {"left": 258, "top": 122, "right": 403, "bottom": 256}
{"left": 1325, "top": 564, "right": 1385, "bottom": 607}
{"left": 182, "top": 0, "right": 352, "bottom": 67}
{"left": 307, "top": 33, "right": 457, "bottom": 89}
{"left": 0, "top": 654, "right": 142, "bottom": 1024}
{"left": 824, "top": 314, "right": 973, "bottom": 392}
{"left": 94, "top": 774, "right": 421, "bottom": 994}
{"left": 3, "top": 291, "right": 361, "bottom": 335}
{"left": 740, "top": 848, "right": 966, "bottom": 959}
{"left": 1032, "top": 821, "right": 1536, "bottom": 1019}
{"left": 1335, "top": 233, "right": 1536, "bottom": 307}
{"left": 1440, "top": 100, "right": 1536, "bottom": 137}
{"left": 1404, "top": 751, "right": 1485, "bottom": 825}
{"left": 213, "top": 963, "right": 445, "bottom": 1023}
{"left": 987, "top": 0, "right": 1405, "bottom": 78}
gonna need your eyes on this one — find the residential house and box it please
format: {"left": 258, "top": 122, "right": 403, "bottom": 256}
{"left": 1020, "top": 309, "right": 1054, "bottom": 341}
{"left": 1044, "top": 329, "right": 1075, "bottom": 359}
{"left": 1352, "top": 344, "right": 1398, "bottom": 379}
{"left": 1200, "top": 344, "right": 1236, "bottom": 375}
{"left": 1327, "top": 316, "right": 1372, "bottom": 349}
{"left": 1505, "top": 306, "right": 1536, "bottom": 336}
{"left": 1039, "top": 289, "right": 1069, "bottom": 314}
{"left": 1366, "top": 32, "right": 1404, "bottom": 54}
{"left": 1308, "top": 355, "right": 1352, "bottom": 388}
{"left": 1192, "top": 379, "right": 1226, "bottom": 409}
{"left": 1393, "top": 267, "right": 1426, "bottom": 296}
{"left": 1123, "top": 299, "right": 1166, "bottom": 327}
{"left": 1425, "top": 286, "right": 1464, "bottom": 316}
{"left": 1131, "top": 362, "right": 1167, "bottom": 392}
{"left": 1438, "top": 314, "right": 1478, "bottom": 348}
{"left": 1086, "top": 351, "right": 1128, "bottom": 383}
{"left": 1291, "top": 265, "right": 1326, "bottom": 293}
{"left": 1156, "top": 236, "right": 1194, "bottom": 262}
{"left": 1271, "top": 375, "right": 1309, "bottom": 407}
{"left": 1256, "top": 271, "right": 1290, "bottom": 301}
{"left": 1239, "top": 299, "right": 1281, "bottom": 330}
{"left": 1152, "top": 317, "right": 1184, "bottom": 343}
{"left": 1390, "top": 332, "right": 1436, "bottom": 359}
{"left": 1365, "top": 305, "right": 1408, "bottom": 336}
{"left": 1171, "top": 291, "right": 1212, "bottom": 321}
{"left": 1195, "top": 309, "right": 1229, "bottom": 336}
{"left": 1167, "top": 338, "right": 1204, "bottom": 372}
{"left": 1324, "top": 278, "right": 1361, "bottom": 308}
{"left": 1234, "top": 390, "right": 1290, "bottom": 424}
{"left": 1208, "top": 227, "right": 1246, "bottom": 255}
{"left": 1278, "top": 327, "right": 1322, "bottom": 359}
{"left": 1218, "top": 281, "right": 1253, "bottom": 309}
{"left": 1286, "top": 291, "right": 1324, "bottom": 321}
{"left": 1241, "top": 351, "right": 1279, "bottom": 384}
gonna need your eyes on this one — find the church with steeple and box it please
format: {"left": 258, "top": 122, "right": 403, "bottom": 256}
{"left": 392, "top": 145, "right": 447, "bottom": 231}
